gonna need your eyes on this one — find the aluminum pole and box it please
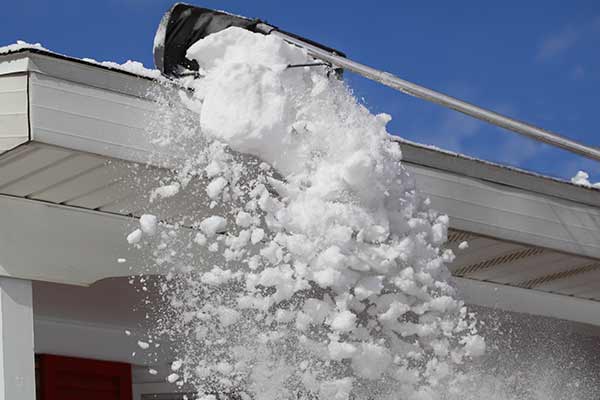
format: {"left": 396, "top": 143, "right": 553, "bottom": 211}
{"left": 256, "top": 24, "right": 600, "bottom": 162}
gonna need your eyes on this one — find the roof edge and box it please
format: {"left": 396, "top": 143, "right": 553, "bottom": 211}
{"left": 2, "top": 48, "right": 597, "bottom": 208}
{"left": 397, "top": 137, "right": 600, "bottom": 208}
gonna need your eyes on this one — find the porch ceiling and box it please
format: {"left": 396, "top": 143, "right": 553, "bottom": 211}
{"left": 1, "top": 48, "right": 600, "bottom": 326}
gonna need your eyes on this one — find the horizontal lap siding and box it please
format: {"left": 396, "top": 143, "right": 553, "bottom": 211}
{"left": 0, "top": 73, "right": 29, "bottom": 152}
{"left": 29, "top": 72, "right": 161, "bottom": 165}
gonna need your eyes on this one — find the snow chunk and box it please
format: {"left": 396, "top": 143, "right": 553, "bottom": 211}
{"left": 351, "top": 343, "right": 392, "bottom": 380}
{"left": 137, "top": 340, "right": 150, "bottom": 350}
{"left": 571, "top": 170, "right": 591, "bottom": 187}
{"left": 236, "top": 211, "right": 253, "bottom": 228}
{"left": 194, "top": 232, "right": 207, "bottom": 246}
{"left": 206, "top": 176, "right": 228, "bottom": 199}
{"left": 328, "top": 341, "right": 358, "bottom": 361}
{"left": 127, "top": 229, "right": 143, "bottom": 244}
{"left": 319, "top": 378, "right": 353, "bottom": 400}
{"left": 150, "top": 183, "right": 180, "bottom": 201}
{"left": 330, "top": 310, "right": 356, "bottom": 332}
{"left": 140, "top": 214, "right": 158, "bottom": 236}
{"left": 461, "top": 334, "right": 486, "bottom": 358}
{"left": 217, "top": 306, "right": 241, "bottom": 327}
{"left": 250, "top": 228, "right": 265, "bottom": 244}
{"left": 354, "top": 276, "right": 384, "bottom": 300}
{"left": 199, "top": 216, "right": 227, "bottom": 237}
{"left": 171, "top": 359, "right": 183, "bottom": 371}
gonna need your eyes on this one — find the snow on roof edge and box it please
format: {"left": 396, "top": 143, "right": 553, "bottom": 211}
{"left": 0, "top": 41, "right": 164, "bottom": 81}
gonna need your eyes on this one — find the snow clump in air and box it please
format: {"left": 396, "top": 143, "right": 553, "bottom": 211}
{"left": 131, "top": 26, "right": 484, "bottom": 400}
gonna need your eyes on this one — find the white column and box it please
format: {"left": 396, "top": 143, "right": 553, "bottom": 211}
{"left": 0, "top": 278, "right": 35, "bottom": 400}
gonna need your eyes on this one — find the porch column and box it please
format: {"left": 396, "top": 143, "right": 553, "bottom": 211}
{"left": 0, "top": 278, "right": 35, "bottom": 400}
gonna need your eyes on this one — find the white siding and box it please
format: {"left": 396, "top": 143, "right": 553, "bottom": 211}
{"left": 28, "top": 72, "right": 165, "bottom": 165}
{"left": 0, "top": 73, "right": 28, "bottom": 152}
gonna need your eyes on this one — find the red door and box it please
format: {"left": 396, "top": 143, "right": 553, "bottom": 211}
{"left": 38, "top": 354, "right": 132, "bottom": 400}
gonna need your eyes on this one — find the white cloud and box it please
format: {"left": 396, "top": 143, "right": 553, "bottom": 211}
{"left": 536, "top": 16, "right": 600, "bottom": 61}
{"left": 407, "top": 96, "right": 544, "bottom": 167}
{"left": 536, "top": 26, "right": 580, "bottom": 61}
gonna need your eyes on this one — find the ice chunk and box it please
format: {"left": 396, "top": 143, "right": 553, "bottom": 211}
{"left": 127, "top": 229, "right": 142, "bottom": 244}
{"left": 140, "top": 214, "right": 158, "bottom": 236}
{"left": 199, "top": 216, "right": 227, "bottom": 237}
{"left": 206, "top": 176, "right": 228, "bottom": 199}
{"left": 137, "top": 340, "right": 150, "bottom": 350}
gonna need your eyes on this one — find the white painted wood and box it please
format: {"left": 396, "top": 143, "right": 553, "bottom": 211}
{"left": 0, "top": 153, "right": 106, "bottom": 197}
{"left": 0, "top": 194, "right": 149, "bottom": 285}
{"left": 0, "top": 145, "right": 72, "bottom": 187}
{"left": 454, "top": 277, "right": 600, "bottom": 327}
{"left": 0, "top": 194, "right": 214, "bottom": 286}
{"left": 26, "top": 52, "right": 158, "bottom": 97}
{"left": 0, "top": 73, "right": 28, "bottom": 153}
{"left": 407, "top": 163, "right": 600, "bottom": 260}
{"left": 0, "top": 278, "right": 35, "bottom": 400}
{"left": 65, "top": 180, "right": 132, "bottom": 210}
{"left": 32, "top": 163, "right": 127, "bottom": 203}
{"left": 0, "top": 53, "right": 30, "bottom": 76}
{"left": 28, "top": 72, "right": 178, "bottom": 166}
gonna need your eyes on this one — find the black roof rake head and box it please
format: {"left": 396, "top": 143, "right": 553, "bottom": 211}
{"left": 153, "top": 3, "right": 345, "bottom": 78}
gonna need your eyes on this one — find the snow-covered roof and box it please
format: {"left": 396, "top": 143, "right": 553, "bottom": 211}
{"left": 0, "top": 41, "right": 163, "bottom": 80}
{"left": 1, "top": 46, "right": 599, "bottom": 326}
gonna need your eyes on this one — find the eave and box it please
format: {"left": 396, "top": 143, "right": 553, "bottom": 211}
{"left": 1, "top": 48, "right": 599, "bottom": 326}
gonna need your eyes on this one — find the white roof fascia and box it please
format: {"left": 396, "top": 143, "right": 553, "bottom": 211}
{"left": 454, "top": 277, "right": 600, "bottom": 327}
{"left": 407, "top": 162, "right": 600, "bottom": 260}
{"left": 0, "top": 52, "right": 33, "bottom": 76}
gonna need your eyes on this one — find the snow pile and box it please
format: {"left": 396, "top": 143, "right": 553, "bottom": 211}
{"left": 81, "top": 57, "right": 163, "bottom": 79}
{"left": 131, "top": 27, "right": 484, "bottom": 399}
{"left": 0, "top": 40, "right": 163, "bottom": 80}
{"left": 570, "top": 170, "right": 600, "bottom": 189}
{"left": 0, "top": 40, "right": 47, "bottom": 54}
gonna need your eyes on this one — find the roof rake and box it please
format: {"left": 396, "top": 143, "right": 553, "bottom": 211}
{"left": 153, "top": 3, "right": 600, "bottom": 162}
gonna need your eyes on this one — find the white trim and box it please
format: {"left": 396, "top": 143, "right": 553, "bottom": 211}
{"left": 454, "top": 277, "right": 600, "bottom": 326}
{"left": 0, "top": 278, "right": 35, "bottom": 399}
{"left": 0, "top": 194, "right": 150, "bottom": 286}
{"left": 407, "top": 163, "right": 600, "bottom": 259}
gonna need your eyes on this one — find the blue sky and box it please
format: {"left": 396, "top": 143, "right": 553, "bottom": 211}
{"left": 2, "top": 1, "right": 599, "bottom": 181}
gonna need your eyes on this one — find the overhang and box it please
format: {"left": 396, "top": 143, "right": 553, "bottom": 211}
{"left": 1, "top": 47, "right": 599, "bottom": 326}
